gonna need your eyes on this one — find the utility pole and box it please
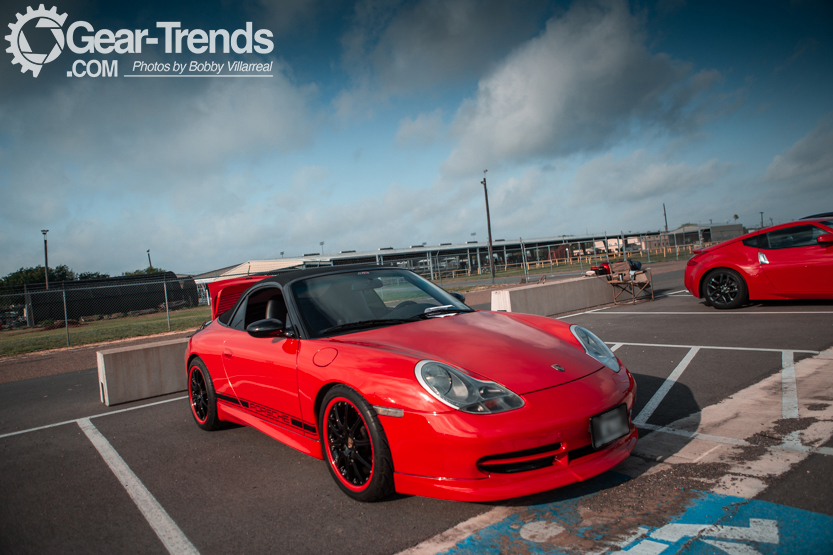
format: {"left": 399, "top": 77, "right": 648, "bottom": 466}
{"left": 760, "top": 212, "right": 764, "bottom": 229}
{"left": 147, "top": 249, "right": 152, "bottom": 269}
{"left": 41, "top": 230, "right": 49, "bottom": 290}
{"left": 663, "top": 203, "right": 668, "bottom": 233}
{"left": 482, "top": 170, "right": 495, "bottom": 284}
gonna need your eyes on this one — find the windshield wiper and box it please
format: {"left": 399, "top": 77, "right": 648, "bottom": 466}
{"left": 319, "top": 318, "right": 411, "bottom": 335}
{"left": 408, "top": 306, "right": 473, "bottom": 320}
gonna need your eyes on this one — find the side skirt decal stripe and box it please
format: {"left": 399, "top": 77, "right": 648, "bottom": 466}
{"left": 215, "top": 394, "right": 316, "bottom": 434}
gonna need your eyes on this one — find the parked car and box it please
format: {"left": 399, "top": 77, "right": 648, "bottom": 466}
{"left": 685, "top": 216, "right": 833, "bottom": 309}
{"left": 187, "top": 266, "right": 637, "bottom": 502}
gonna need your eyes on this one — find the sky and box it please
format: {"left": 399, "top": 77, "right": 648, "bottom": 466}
{"left": 1, "top": 0, "right": 831, "bottom": 276}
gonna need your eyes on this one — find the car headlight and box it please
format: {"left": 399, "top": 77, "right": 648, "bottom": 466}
{"left": 570, "top": 325, "right": 620, "bottom": 372}
{"left": 415, "top": 361, "right": 524, "bottom": 414}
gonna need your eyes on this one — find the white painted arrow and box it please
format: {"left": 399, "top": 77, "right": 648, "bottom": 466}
{"left": 611, "top": 519, "right": 779, "bottom": 555}
{"left": 650, "top": 518, "right": 778, "bottom": 544}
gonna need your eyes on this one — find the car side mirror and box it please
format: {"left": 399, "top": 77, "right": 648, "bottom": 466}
{"left": 817, "top": 234, "right": 833, "bottom": 245}
{"left": 449, "top": 292, "right": 466, "bottom": 303}
{"left": 246, "top": 318, "right": 285, "bottom": 338}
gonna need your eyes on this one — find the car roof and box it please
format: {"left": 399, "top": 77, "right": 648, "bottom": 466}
{"left": 259, "top": 264, "right": 393, "bottom": 287}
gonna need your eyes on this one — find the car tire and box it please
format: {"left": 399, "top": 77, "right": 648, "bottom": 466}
{"left": 188, "top": 357, "right": 222, "bottom": 431}
{"left": 703, "top": 268, "right": 747, "bottom": 310}
{"left": 319, "top": 385, "right": 394, "bottom": 502}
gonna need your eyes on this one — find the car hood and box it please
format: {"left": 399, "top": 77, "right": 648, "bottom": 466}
{"left": 331, "top": 311, "right": 603, "bottom": 394}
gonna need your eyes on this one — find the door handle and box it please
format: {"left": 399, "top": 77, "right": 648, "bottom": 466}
{"left": 758, "top": 252, "right": 769, "bottom": 265}
{"left": 223, "top": 349, "right": 233, "bottom": 359}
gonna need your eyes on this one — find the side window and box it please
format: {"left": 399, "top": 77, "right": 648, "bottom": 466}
{"left": 765, "top": 225, "right": 824, "bottom": 249}
{"left": 229, "top": 287, "right": 287, "bottom": 331}
{"left": 229, "top": 302, "right": 247, "bottom": 330}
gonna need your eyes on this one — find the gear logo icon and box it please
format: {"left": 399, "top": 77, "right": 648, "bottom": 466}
{"left": 5, "top": 4, "right": 67, "bottom": 77}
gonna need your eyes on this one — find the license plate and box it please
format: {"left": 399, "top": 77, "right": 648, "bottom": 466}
{"left": 590, "top": 404, "right": 629, "bottom": 449}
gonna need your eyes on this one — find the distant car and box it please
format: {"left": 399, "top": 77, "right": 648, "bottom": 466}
{"left": 590, "top": 262, "right": 611, "bottom": 275}
{"left": 685, "top": 216, "right": 833, "bottom": 309}
{"left": 186, "top": 266, "right": 637, "bottom": 502}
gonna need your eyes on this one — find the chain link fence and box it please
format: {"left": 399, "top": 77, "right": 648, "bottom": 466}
{"left": 0, "top": 277, "right": 208, "bottom": 358}
{"left": 0, "top": 236, "right": 709, "bottom": 358}
{"left": 329, "top": 237, "right": 701, "bottom": 285}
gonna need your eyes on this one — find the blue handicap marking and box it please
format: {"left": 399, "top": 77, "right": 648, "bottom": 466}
{"left": 440, "top": 483, "right": 833, "bottom": 555}
{"left": 615, "top": 492, "right": 833, "bottom": 555}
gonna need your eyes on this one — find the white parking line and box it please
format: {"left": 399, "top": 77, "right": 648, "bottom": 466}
{"left": 556, "top": 306, "right": 613, "bottom": 319}
{"left": 633, "top": 347, "right": 700, "bottom": 426}
{"left": 605, "top": 341, "right": 818, "bottom": 354}
{"left": 0, "top": 395, "right": 187, "bottom": 439}
{"left": 394, "top": 506, "right": 516, "bottom": 555}
{"left": 639, "top": 423, "right": 833, "bottom": 458}
{"left": 781, "top": 351, "right": 798, "bottom": 420}
{"left": 78, "top": 418, "right": 199, "bottom": 555}
{"left": 655, "top": 289, "right": 689, "bottom": 298}
{"left": 610, "top": 343, "right": 624, "bottom": 352}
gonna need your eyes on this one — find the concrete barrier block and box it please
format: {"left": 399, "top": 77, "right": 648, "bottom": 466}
{"left": 491, "top": 276, "right": 612, "bottom": 317}
{"left": 97, "top": 338, "right": 189, "bottom": 406}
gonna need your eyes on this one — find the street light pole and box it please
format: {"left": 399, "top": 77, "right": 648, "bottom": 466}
{"left": 41, "top": 230, "right": 49, "bottom": 290}
{"left": 482, "top": 170, "right": 495, "bottom": 284}
{"left": 147, "top": 249, "right": 152, "bottom": 269}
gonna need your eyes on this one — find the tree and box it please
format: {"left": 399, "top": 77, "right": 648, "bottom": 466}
{"left": 733, "top": 214, "right": 739, "bottom": 223}
{"left": 122, "top": 266, "right": 167, "bottom": 276}
{"left": 78, "top": 271, "right": 110, "bottom": 280}
{"left": 0, "top": 265, "right": 76, "bottom": 289}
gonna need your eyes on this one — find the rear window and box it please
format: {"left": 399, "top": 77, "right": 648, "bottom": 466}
{"left": 742, "top": 234, "right": 767, "bottom": 249}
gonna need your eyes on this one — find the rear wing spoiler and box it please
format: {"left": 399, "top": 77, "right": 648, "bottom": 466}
{"left": 208, "top": 276, "right": 272, "bottom": 320}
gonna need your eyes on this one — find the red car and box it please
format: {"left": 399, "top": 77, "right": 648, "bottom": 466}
{"left": 186, "top": 266, "right": 637, "bottom": 502}
{"left": 685, "top": 216, "right": 833, "bottom": 309}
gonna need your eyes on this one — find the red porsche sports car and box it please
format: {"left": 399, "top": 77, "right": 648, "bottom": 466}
{"left": 685, "top": 215, "right": 833, "bottom": 309}
{"left": 186, "top": 266, "right": 637, "bottom": 502}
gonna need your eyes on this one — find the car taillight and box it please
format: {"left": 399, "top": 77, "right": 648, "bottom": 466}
{"left": 686, "top": 256, "right": 700, "bottom": 267}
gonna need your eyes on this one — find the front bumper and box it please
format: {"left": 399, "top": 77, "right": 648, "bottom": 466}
{"left": 383, "top": 365, "right": 637, "bottom": 502}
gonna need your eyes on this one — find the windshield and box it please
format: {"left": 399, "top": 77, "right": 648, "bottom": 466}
{"left": 290, "top": 269, "right": 471, "bottom": 337}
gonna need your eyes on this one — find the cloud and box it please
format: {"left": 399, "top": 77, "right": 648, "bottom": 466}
{"left": 572, "top": 150, "right": 733, "bottom": 204}
{"left": 442, "top": 0, "right": 733, "bottom": 177}
{"left": 765, "top": 112, "right": 833, "bottom": 192}
{"left": 335, "top": 0, "right": 546, "bottom": 116}
{"left": 395, "top": 109, "right": 444, "bottom": 146}
{"left": 774, "top": 38, "right": 819, "bottom": 74}
{"left": 0, "top": 59, "right": 319, "bottom": 275}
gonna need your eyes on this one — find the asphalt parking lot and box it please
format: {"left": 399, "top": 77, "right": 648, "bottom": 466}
{"left": 1, "top": 266, "right": 832, "bottom": 554}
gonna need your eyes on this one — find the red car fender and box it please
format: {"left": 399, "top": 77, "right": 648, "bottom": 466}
{"left": 186, "top": 321, "right": 235, "bottom": 398}
{"left": 689, "top": 247, "right": 776, "bottom": 300}
{"left": 295, "top": 340, "right": 451, "bottom": 432}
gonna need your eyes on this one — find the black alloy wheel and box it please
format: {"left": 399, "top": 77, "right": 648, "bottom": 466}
{"left": 320, "top": 386, "right": 394, "bottom": 501}
{"left": 188, "top": 358, "right": 222, "bottom": 430}
{"left": 191, "top": 368, "right": 209, "bottom": 422}
{"left": 328, "top": 400, "right": 373, "bottom": 486}
{"left": 703, "top": 268, "right": 747, "bottom": 309}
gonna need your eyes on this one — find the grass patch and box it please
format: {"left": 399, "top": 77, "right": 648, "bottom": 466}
{"left": 0, "top": 306, "right": 211, "bottom": 358}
